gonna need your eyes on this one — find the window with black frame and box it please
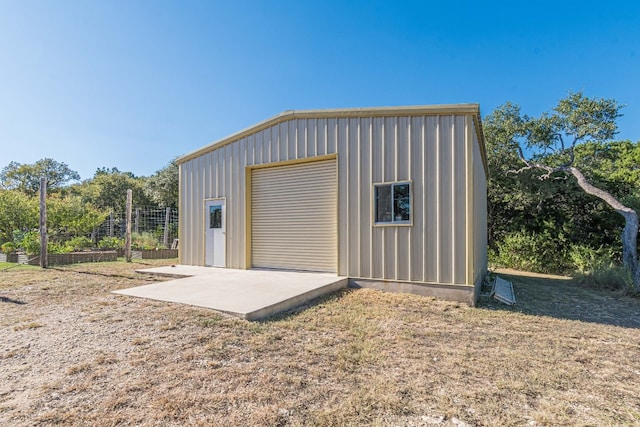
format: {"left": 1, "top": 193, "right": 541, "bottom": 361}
{"left": 374, "top": 182, "right": 411, "bottom": 224}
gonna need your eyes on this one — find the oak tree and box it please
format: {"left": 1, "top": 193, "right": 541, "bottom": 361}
{"left": 486, "top": 92, "right": 639, "bottom": 291}
{"left": 0, "top": 158, "right": 80, "bottom": 195}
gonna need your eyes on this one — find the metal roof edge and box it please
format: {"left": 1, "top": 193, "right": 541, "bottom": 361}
{"left": 471, "top": 108, "right": 489, "bottom": 177}
{"left": 176, "top": 104, "right": 481, "bottom": 164}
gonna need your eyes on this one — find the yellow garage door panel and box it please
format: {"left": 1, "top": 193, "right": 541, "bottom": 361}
{"left": 251, "top": 159, "right": 337, "bottom": 272}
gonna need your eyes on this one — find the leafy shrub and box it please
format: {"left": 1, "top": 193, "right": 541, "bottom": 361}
{"left": 47, "top": 242, "right": 73, "bottom": 254}
{"left": 67, "top": 236, "right": 93, "bottom": 251}
{"left": 98, "top": 236, "right": 124, "bottom": 250}
{"left": 570, "top": 244, "right": 632, "bottom": 292}
{"left": 569, "top": 244, "right": 615, "bottom": 274}
{"left": 47, "top": 195, "right": 108, "bottom": 239}
{"left": 492, "top": 230, "right": 570, "bottom": 273}
{"left": 18, "top": 231, "right": 41, "bottom": 255}
{"left": 132, "top": 232, "right": 164, "bottom": 250}
{"left": 1, "top": 241, "right": 16, "bottom": 254}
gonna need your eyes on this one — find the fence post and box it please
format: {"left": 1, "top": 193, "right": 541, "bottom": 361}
{"left": 109, "top": 212, "right": 114, "bottom": 237}
{"left": 134, "top": 208, "right": 139, "bottom": 234}
{"left": 164, "top": 206, "right": 171, "bottom": 247}
{"left": 39, "top": 177, "right": 48, "bottom": 268}
{"left": 125, "top": 190, "right": 132, "bottom": 262}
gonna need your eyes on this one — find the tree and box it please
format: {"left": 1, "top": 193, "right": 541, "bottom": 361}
{"left": 0, "top": 158, "right": 80, "bottom": 195}
{"left": 0, "top": 190, "right": 38, "bottom": 243}
{"left": 486, "top": 92, "right": 639, "bottom": 291}
{"left": 70, "top": 169, "right": 152, "bottom": 212}
{"left": 144, "top": 159, "right": 179, "bottom": 208}
{"left": 47, "top": 195, "right": 108, "bottom": 241}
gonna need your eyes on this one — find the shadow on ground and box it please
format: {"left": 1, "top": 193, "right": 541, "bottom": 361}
{"left": 0, "top": 296, "right": 26, "bottom": 304}
{"left": 478, "top": 269, "right": 640, "bottom": 329}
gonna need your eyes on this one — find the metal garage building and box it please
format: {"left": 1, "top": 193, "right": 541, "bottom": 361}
{"left": 176, "top": 104, "right": 488, "bottom": 304}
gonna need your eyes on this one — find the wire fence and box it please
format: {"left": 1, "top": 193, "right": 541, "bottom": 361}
{"left": 93, "top": 207, "right": 178, "bottom": 248}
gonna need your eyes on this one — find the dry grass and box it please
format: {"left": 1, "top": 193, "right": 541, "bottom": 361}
{"left": 1, "top": 260, "right": 639, "bottom": 426}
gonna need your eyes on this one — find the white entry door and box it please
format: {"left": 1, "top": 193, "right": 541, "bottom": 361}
{"left": 205, "top": 199, "right": 225, "bottom": 267}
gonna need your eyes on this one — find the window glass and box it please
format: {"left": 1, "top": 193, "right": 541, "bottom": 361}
{"left": 394, "top": 183, "right": 410, "bottom": 221}
{"left": 374, "top": 182, "right": 411, "bottom": 224}
{"left": 209, "top": 205, "right": 222, "bottom": 229}
{"left": 375, "top": 185, "right": 392, "bottom": 223}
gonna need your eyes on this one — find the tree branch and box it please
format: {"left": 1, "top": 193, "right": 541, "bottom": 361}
{"left": 507, "top": 147, "right": 563, "bottom": 179}
{"left": 566, "top": 167, "right": 635, "bottom": 215}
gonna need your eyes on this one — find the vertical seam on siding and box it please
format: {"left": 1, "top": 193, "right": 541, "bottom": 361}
{"left": 228, "top": 148, "right": 232, "bottom": 267}
{"left": 314, "top": 119, "right": 318, "bottom": 156}
{"left": 345, "top": 119, "right": 349, "bottom": 277}
{"left": 407, "top": 117, "right": 412, "bottom": 282}
{"left": 356, "top": 118, "right": 361, "bottom": 277}
{"left": 381, "top": 118, "right": 386, "bottom": 279}
{"left": 421, "top": 116, "right": 426, "bottom": 282}
{"left": 324, "top": 120, "right": 328, "bottom": 154}
{"left": 369, "top": 118, "right": 374, "bottom": 279}
{"left": 293, "top": 121, "right": 297, "bottom": 160}
{"left": 466, "top": 115, "right": 474, "bottom": 287}
{"left": 436, "top": 116, "right": 441, "bottom": 283}
{"left": 451, "top": 117, "right": 456, "bottom": 284}
{"left": 394, "top": 117, "right": 399, "bottom": 281}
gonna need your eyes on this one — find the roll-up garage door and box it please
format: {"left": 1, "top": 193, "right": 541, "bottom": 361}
{"left": 251, "top": 159, "right": 337, "bottom": 272}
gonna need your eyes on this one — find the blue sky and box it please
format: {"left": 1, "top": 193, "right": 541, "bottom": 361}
{"left": 1, "top": 0, "right": 639, "bottom": 180}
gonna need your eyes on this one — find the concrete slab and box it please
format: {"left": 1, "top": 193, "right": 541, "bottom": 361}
{"left": 113, "top": 266, "right": 347, "bottom": 320}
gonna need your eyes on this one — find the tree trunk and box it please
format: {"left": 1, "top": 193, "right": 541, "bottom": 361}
{"left": 568, "top": 167, "right": 639, "bottom": 291}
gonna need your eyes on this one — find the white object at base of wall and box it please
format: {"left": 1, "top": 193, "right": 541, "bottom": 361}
{"left": 491, "top": 276, "right": 516, "bottom": 305}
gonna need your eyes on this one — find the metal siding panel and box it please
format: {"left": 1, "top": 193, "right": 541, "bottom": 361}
{"left": 371, "top": 118, "right": 384, "bottom": 278}
{"left": 186, "top": 161, "right": 194, "bottom": 265}
{"left": 337, "top": 118, "right": 349, "bottom": 276}
{"left": 297, "top": 119, "right": 306, "bottom": 159}
{"left": 396, "top": 117, "right": 410, "bottom": 281}
{"left": 208, "top": 152, "right": 216, "bottom": 197}
{"left": 383, "top": 118, "right": 396, "bottom": 279}
{"left": 231, "top": 140, "right": 240, "bottom": 268}
{"left": 203, "top": 153, "right": 211, "bottom": 199}
{"left": 247, "top": 133, "right": 255, "bottom": 166}
{"left": 189, "top": 158, "right": 197, "bottom": 265}
{"left": 454, "top": 116, "right": 467, "bottom": 284}
{"left": 316, "top": 119, "right": 327, "bottom": 156}
{"left": 439, "top": 115, "right": 453, "bottom": 284}
{"left": 270, "top": 126, "right": 279, "bottom": 163}
{"left": 194, "top": 157, "right": 204, "bottom": 265}
{"left": 359, "top": 117, "right": 372, "bottom": 278}
{"left": 213, "top": 150, "right": 220, "bottom": 197}
{"left": 251, "top": 160, "right": 337, "bottom": 272}
{"left": 262, "top": 129, "right": 270, "bottom": 165}
{"left": 255, "top": 131, "right": 264, "bottom": 165}
{"left": 396, "top": 227, "right": 410, "bottom": 281}
{"left": 347, "top": 118, "right": 360, "bottom": 277}
{"left": 474, "top": 131, "right": 488, "bottom": 284}
{"left": 287, "top": 120, "right": 296, "bottom": 160}
{"left": 180, "top": 162, "right": 189, "bottom": 264}
{"left": 192, "top": 160, "right": 199, "bottom": 265}
{"left": 424, "top": 116, "right": 438, "bottom": 283}
{"left": 410, "top": 116, "right": 424, "bottom": 282}
{"left": 278, "top": 122, "right": 288, "bottom": 161}
{"left": 384, "top": 226, "right": 395, "bottom": 280}
{"left": 371, "top": 118, "right": 384, "bottom": 182}
{"left": 234, "top": 138, "right": 245, "bottom": 269}
{"left": 397, "top": 117, "right": 410, "bottom": 181}
{"left": 327, "top": 118, "right": 337, "bottom": 154}
{"left": 307, "top": 119, "right": 317, "bottom": 157}
{"left": 384, "top": 117, "right": 395, "bottom": 182}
